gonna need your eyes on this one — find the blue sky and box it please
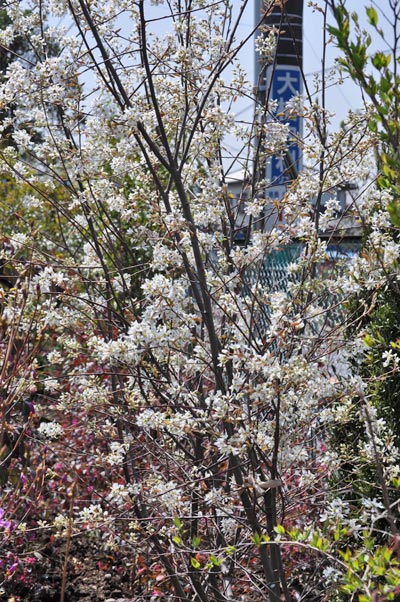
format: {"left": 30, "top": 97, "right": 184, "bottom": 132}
{"left": 53, "top": 0, "right": 391, "bottom": 162}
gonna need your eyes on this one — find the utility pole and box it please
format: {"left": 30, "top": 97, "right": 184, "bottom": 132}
{"left": 255, "top": 0, "right": 304, "bottom": 231}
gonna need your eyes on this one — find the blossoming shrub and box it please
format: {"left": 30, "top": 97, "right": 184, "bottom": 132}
{"left": 0, "top": 0, "right": 399, "bottom": 600}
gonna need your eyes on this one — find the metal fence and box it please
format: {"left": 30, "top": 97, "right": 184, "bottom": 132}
{"left": 244, "top": 241, "right": 360, "bottom": 334}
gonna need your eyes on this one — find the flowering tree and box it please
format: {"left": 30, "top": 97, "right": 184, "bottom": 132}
{"left": 0, "top": 0, "right": 399, "bottom": 600}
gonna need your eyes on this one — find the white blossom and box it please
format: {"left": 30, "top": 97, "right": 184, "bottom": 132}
{"left": 37, "top": 421, "right": 64, "bottom": 440}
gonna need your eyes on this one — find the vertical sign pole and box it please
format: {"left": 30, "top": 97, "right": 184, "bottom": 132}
{"left": 255, "top": 0, "right": 304, "bottom": 231}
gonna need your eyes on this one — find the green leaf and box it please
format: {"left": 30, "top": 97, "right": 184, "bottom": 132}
{"left": 173, "top": 516, "right": 182, "bottom": 529}
{"left": 191, "top": 535, "right": 201, "bottom": 548}
{"left": 190, "top": 557, "right": 201, "bottom": 569}
{"left": 251, "top": 532, "right": 262, "bottom": 547}
{"left": 288, "top": 527, "right": 299, "bottom": 539}
{"left": 381, "top": 162, "right": 396, "bottom": 179}
{"left": 366, "top": 6, "right": 378, "bottom": 27}
{"left": 363, "top": 333, "right": 375, "bottom": 347}
{"left": 351, "top": 46, "right": 368, "bottom": 71}
{"left": 383, "top": 546, "right": 393, "bottom": 562}
{"left": 341, "top": 583, "right": 356, "bottom": 594}
{"left": 339, "top": 548, "right": 352, "bottom": 562}
{"left": 377, "top": 175, "right": 390, "bottom": 189}
{"left": 208, "top": 554, "right": 221, "bottom": 567}
{"left": 380, "top": 77, "right": 392, "bottom": 93}
{"left": 372, "top": 51, "right": 391, "bottom": 69}
{"left": 366, "top": 75, "right": 378, "bottom": 95}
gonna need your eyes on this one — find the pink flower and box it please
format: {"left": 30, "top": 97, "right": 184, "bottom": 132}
{"left": 0, "top": 509, "right": 12, "bottom": 529}
{"left": 7, "top": 562, "right": 18, "bottom": 575}
{"left": 26, "top": 557, "right": 36, "bottom": 565}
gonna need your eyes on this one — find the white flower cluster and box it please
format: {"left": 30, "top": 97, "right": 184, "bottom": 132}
{"left": 101, "top": 441, "right": 129, "bottom": 467}
{"left": 382, "top": 348, "right": 400, "bottom": 370}
{"left": 356, "top": 403, "right": 400, "bottom": 478}
{"left": 319, "top": 197, "right": 341, "bottom": 231}
{"left": 30, "top": 266, "right": 67, "bottom": 295}
{"left": 106, "top": 482, "right": 140, "bottom": 506}
{"left": 53, "top": 514, "right": 70, "bottom": 531}
{"left": 150, "top": 243, "right": 183, "bottom": 272}
{"left": 285, "top": 94, "right": 305, "bottom": 117}
{"left": 359, "top": 497, "right": 385, "bottom": 523}
{"left": 214, "top": 429, "right": 249, "bottom": 458}
{"left": 43, "top": 378, "right": 61, "bottom": 393}
{"left": 244, "top": 196, "right": 269, "bottom": 218}
{"left": 263, "top": 121, "right": 289, "bottom": 155}
{"left": 147, "top": 477, "right": 188, "bottom": 514}
{"left": 320, "top": 498, "right": 350, "bottom": 524}
{"left": 37, "top": 421, "right": 64, "bottom": 440}
{"left": 78, "top": 504, "right": 110, "bottom": 528}
{"left": 255, "top": 30, "right": 277, "bottom": 63}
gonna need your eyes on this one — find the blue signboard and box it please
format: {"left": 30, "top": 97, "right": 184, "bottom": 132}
{"left": 268, "top": 66, "right": 302, "bottom": 187}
